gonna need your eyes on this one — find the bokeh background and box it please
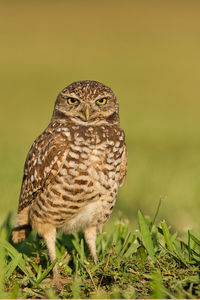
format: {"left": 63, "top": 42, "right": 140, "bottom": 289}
{"left": 1, "top": 0, "right": 200, "bottom": 232}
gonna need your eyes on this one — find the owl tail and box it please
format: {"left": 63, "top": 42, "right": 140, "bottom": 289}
{"left": 12, "top": 207, "right": 31, "bottom": 243}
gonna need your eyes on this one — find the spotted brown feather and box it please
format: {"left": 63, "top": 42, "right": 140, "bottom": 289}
{"left": 18, "top": 123, "right": 69, "bottom": 212}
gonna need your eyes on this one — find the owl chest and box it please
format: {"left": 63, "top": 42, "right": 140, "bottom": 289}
{"left": 63, "top": 138, "right": 122, "bottom": 192}
{"left": 45, "top": 129, "right": 124, "bottom": 231}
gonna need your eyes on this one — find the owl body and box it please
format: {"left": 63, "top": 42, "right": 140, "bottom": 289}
{"left": 24, "top": 121, "right": 125, "bottom": 234}
{"left": 13, "top": 80, "right": 127, "bottom": 284}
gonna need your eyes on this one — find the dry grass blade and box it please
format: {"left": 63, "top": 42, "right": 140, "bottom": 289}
{"left": 98, "top": 249, "right": 112, "bottom": 288}
{"left": 85, "top": 265, "right": 97, "bottom": 292}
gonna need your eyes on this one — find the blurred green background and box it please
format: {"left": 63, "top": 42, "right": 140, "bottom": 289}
{"left": 0, "top": 0, "right": 200, "bottom": 232}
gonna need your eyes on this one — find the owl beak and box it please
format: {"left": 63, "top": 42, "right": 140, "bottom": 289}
{"left": 85, "top": 106, "right": 90, "bottom": 121}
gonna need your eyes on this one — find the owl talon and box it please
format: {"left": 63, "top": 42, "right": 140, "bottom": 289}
{"left": 94, "top": 256, "right": 99, "bottom": 265}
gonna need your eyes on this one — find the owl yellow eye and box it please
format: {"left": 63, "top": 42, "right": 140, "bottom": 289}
{"left": 96, "top": 98, "right": 107, "bottom": 105}
{"left": 67, "top": 97, "right": 79, "bottom": 105}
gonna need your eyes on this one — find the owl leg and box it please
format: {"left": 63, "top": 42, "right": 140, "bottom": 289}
{"left": 41, "top": 225, "right": 69, "bottom": 289}
{"left": 84, "top": 226, "right": 98, "bottom": 264}
{"left": 32, "top": 222, "right": 59, "bottom": 284}
{"left": 42, "top": 226, "right": 59, "bottom": 280}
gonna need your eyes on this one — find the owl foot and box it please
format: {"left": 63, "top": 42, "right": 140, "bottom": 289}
{"left": 51, "top": 274, "right": 67, "bottom": 290}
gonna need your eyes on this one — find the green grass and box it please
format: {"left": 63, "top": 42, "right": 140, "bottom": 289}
{"left": 1, "top": 0, "right": 200, "bottom": 231}
{"left": 0, "top": 206, "right": 200, "bottom": 299}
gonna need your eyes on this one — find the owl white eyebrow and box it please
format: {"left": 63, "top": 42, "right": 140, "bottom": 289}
{"left": 61, "top": 92, "right": 81, "bottom": 100}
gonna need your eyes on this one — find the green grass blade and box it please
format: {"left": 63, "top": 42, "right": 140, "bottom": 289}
{"left": 72, "top": 276, "right": 81, "bottom": 298}
{"left": 188, "top": 230, "right": 192, "bottom": 261}
{"left": 138, "top": 210, "right": 155, "bottom": 260}
{"left": 151, "top": 197, "right": 162, "bottom": 229}
{"left": 151, "top": 270, "right": 165, "bottom": 299}
{"left": 37, "top": 258, "right": 58, "bottom": 284}
{"left": 72, "top": 238, "right": 82, "bottom": 258}
{"left": 36, "top": 264, "right": 42, "bottom": 281}
{"left": 123, "top": 240, "right": 137, "bottom": 258}
{"left": 190, "top": 233, "right": 200, "bottom": 247}
{"left": 4, "top": 253, "right": 22, "bottom": 278}
{"left": 2, "top": 239, "right": 37, "bottom": 284}
{"left": 172, "top": 243, "right": 188, "bottom": 266}
{"left": 119, "top": 233, "right": 136, "bottom": 257}
{"left": 0, "top": 231, "right": 6, "bottom": 298}
{"left": 161, "top": 220, "right": 174, "bottom": 252}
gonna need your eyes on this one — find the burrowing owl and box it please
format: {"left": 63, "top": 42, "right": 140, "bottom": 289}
{"left": 12, "top": 80, "right": 127, "bottom": 283}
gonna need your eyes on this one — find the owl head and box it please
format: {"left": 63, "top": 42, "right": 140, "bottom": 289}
{"left": 52, "top": 80, "right": 119, "bottom": 125}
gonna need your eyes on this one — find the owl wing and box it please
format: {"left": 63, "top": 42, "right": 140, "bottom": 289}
{"left": 18, "top": 128, "right": 69, "bottom": 212}
{"left": 119, "top": 143, "right": 127, "bottom": 187}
